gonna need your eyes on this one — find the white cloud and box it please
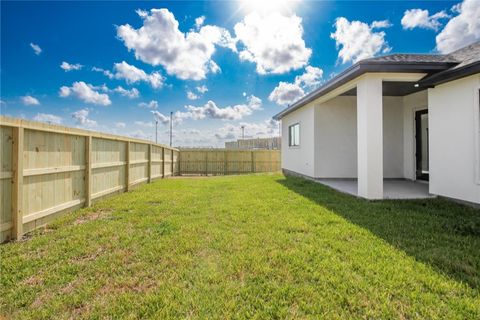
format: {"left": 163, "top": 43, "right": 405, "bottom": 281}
{"left": 208, "top": 60, "right": 221, "bottom": 73}
{"left": 294, "top": 65, "right": 323, "bottom": 89}
{"left": 401, "top": 9, "right": 449, "bottom": 31}
{"left": 72, "top": 109, "right": 97, "bottom": 126}
{"left": 30, "top": 43, "right": 42, "bottom": 55}
{"left": 129, "top": 129, "right": 151, "bottom": 140}
{"left": 371, "top": 20, "right": 393, "bottom": 29}
{"left": 115, "top": 122, "right": 126, "bottom": 128}
{"left": 186, "top": 84, "right": 208, "bottom": 101}
{"left": 151, "top": 110, "right": 170, "bottom": 125}
{"left": 215, "top": 118, "right": 279, "bottom": 140}
{"left": 60, "top": 61, "right": 83, "bottom": 71}
{"left": 187, "top": 91, "right": 199, "bottom": 100}
{"left": 113, "top": 86, "right": 140, "bottom": 98}
{"left": 134, "top": 121, "right": 154, "bottom": 128}
{"left": 331, "top": 17, "right": 391, "bottom": 64}
{"left": 436, "top": 0, "right": 480, "bottom": 53}
{"left": 234, "top": 11, "right": 311, "bottom": 74}
{"left": 21, "top": 95, "right": 40, "bottom": 106}
{"left": 92, "top": 66, "right": 114, "bottom": 78}
{"left": 178, "top": 95, "right": 262, "bottom": 121}
{"left": 60, "top": 81, "right": 111, "bottom": 106}
{"left": 269, "top": 65, "right": 323, "bottom": 106}
{"left": 269, "top": 82, "right": 304, "bottom": 106}
{"left": 113, "top": 61, "right": 164, "bottom": 88}
{"left": 138, "top": 100, "right": 159, "bottom": 109}
{"left": 214, "top": 131, "right": 236, "bottom": 141}
{"left": 196, "top": 85, "right": 208, "bottom": 93}
{"left": 33, "top": 113, "right": 62, "bottom": 124}
{"left": 195, "top": 16, "right": 205, "bottom": 29}
{"left": 117, "top": 8, "right": 234, "bottom": 80}
{"left": 143, "top": 117, "right": 280, "bottom": 147}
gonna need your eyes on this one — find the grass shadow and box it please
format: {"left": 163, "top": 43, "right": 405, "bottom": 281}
{"left": 278, "top": 175, "right": 480, "bottom": 290}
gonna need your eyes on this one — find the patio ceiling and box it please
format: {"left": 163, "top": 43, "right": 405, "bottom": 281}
{"left": 340, "top": 81, "right": 423, "bottom": 97}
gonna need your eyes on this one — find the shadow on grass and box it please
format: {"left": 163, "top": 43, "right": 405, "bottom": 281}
{"left": 278, "top": 175, "right": 480, "bottom": 290}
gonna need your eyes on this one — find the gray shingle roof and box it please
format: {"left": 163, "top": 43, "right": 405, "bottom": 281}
{"left": 364, "top": 41, "right": 480, "bottom": 67}
{"left": 444, "top": 41, "right": 480, "bottom": 69}
{"left": 363, "top": 53, "right": 456, "bottom": 64}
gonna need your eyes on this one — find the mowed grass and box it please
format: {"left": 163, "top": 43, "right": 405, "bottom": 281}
{"left": 1, "top": 174, "right": 479, "bottom": 319}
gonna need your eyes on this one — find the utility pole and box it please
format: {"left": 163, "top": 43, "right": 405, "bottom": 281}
{"left": 155, "top": 120, "right": 158, "bottom": 144}
{"left": 169, "top": 111, "right": 173, "bottom": 147}
{"left": 241, "top": 125, "right": 245, "bottom": 140}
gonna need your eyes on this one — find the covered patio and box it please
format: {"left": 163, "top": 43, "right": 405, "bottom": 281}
{"left": 311, "top": 72, "right": 432, "bottom": 200}
{"left": 317, "top": 179, "right": 434, "bottom": 200}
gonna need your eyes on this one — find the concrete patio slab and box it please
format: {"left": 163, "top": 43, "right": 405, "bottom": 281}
{"left": 316, "top": 179, "right": 435, "bottom": 200}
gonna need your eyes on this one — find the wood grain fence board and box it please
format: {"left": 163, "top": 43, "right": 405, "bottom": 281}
{"left": 12, "top": 127, "right": 24, "bottom": 240}
{"left": 0, "top": 126, "right": 13, "bottom": 242}
{"left": 85, "top": 136, "right": 92, "bottom": 207}
{"left": 0, "top": 116, "right": 179, "bottom": 242}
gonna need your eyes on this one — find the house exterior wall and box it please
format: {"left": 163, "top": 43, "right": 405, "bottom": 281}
{"left": 428, "top": 74, "right": 480, "bottom": 204}
{"left": 312, "top": 95, "right": 404, "bottom": 178}
{"left": 402, "top": 90, "right": 428, "bottom": 180}
{"left": 281, "top": 103, "right": 315, "bottom": 177}
{"left": 314, "top": 96, "right": 357, "bottom": 178}
{"left": 383, "top": 96, "right": 404, "bottom": 178}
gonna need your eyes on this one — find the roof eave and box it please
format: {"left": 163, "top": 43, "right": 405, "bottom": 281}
{"left": 418, "top": 61, "right": 480, "bottom": 87}
{"left": 273, "top": 62, "right": 453, "bottom": 120}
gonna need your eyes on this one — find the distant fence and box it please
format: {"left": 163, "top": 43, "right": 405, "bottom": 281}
{"left": 225, "top": 137, "right": 281, "bottom": 150}
{"left": 0, "top": 116, "right": 179, "bottom": 242}
{"left": 179, "top": 149, "right": 281, "bottom": 175}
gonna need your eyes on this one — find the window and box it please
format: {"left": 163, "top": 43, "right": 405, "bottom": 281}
{"left": 289, "top": 123, "right": 300, "bottom": 147}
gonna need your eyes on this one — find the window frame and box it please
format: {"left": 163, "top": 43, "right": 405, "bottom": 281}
{"left": 288, "top": 123, "right": 300, "bottom": 147}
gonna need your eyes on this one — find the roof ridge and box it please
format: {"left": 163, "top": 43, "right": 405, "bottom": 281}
{"left": 445, "top": 40, "right": 480, "bottom": 56}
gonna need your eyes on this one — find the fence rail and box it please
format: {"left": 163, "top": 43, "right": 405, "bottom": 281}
{"left": 0, "top": 116, "right": 179, "bottom": 242}
{"left": 179, "top": 149, "right": 281, "bottom": 175}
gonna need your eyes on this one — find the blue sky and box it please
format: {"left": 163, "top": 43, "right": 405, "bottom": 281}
{"left": 1, "top": 0, "right": 478, "bottom": 146}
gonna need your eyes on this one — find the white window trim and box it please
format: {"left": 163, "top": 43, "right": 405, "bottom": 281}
{"left": 288, "top": 122, "right": 301, "bottom": 148}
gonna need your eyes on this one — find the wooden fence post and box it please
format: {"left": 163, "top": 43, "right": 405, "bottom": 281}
{"left": 85, "top": 135, "right": 92, "bottom": 207}
{"left": 205, "top": 151, "right": 208, "bottom": 176}
{"left": 224, "top": 150, "right": 227, "bottom": 175}
{"left": 162, "top": 147, "right": 165, "bottom": 178}
{"left": 12, "top": 127, "right": 24, "bottom": 240}
{"left": 177, "top": 150, "right": 181, "bottom": 176}
{"left": 251, "top": 151, "right": 255, "bottom": 173}
{"left": 125, "top": 141, "right": 130, "bottom": 191}
{"left": 148, "top": 144, "right": 152, "bottom": 183}
{"left": 171, "top": 149, "right": 174, "bottom": 176}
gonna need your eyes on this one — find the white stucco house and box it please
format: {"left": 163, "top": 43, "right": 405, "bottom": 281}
{"left": 274, "top": 41, "right": 480, "bottom": 205}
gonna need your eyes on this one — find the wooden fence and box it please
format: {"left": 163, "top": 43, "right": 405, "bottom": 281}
{"left": 0, "top": 117, "right": 282, "bottom": 242}
{"left": 225, "top": 137, "right": 281, "bottom": 150}
{"left": 179, "top": 149, "right": 281, "bottom": 175}
{"left": 0, "top": 116, "right": 179, "bottom": 242}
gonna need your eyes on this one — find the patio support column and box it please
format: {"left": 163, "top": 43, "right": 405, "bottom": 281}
{"left": 356, "top": 75, "right": 383, "bottom": 199}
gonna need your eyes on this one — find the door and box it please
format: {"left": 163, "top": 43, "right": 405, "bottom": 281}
{"left": 415, "top": 109, "right": 429, "bottom": 181}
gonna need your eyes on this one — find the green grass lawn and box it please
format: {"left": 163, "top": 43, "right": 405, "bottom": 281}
{"left": 1, "top": 174, "right": 479, "bottom": 319}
